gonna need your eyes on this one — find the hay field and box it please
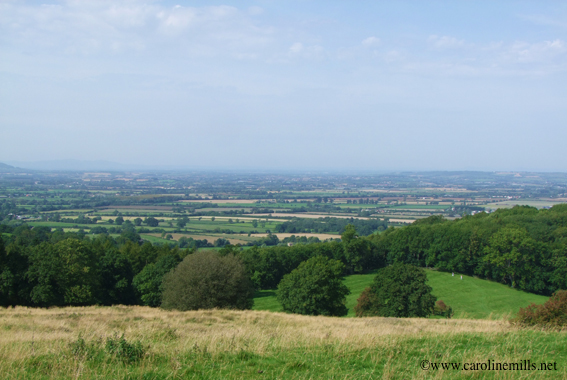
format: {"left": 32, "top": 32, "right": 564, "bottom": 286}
{"left": 0, "top": 306, "right": 564, "bottom": 379}
{"left": 253, "top": 213, "right": 371, "bottom": 220}
{"left": 483, "top": 200, "right": 566, "bottom": 209}
{"left": 180, "top": 200, "right": 258, "bottom": 204}
{"left": 145, "top": 233, "right": 249, "bottom": 245}
{"left": 246, "top": 233, "right": 339, "bottom": 241}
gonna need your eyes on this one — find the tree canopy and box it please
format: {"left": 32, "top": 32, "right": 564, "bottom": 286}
{"left": 355, "top": 263, "right": 436, "bottom": 318}
{"left": 276, "top": 255, "right": 350, "bottom": 316}
{"left": 161, "top": 251, "right": 254, "bottom": 311}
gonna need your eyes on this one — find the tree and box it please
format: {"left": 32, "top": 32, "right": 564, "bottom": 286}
{"left": 133, "top": 218, "right": 143, "bottom": 226}
{"left": 276, "top": 255, "right": 350, "bottom": 316}
{"left": 115, "top": 216, "right": 124, "bottom": 226}
{"left": 176, "top": 217, "right": 188, "bottom": 229}
{"left": 355, "top": 263, "right": 435, "bottom": 318}
{"left": 144, "top": 217, "right": 159, "bottom": 227}
{"left": 483, "top": 227, "right": 542, "bottom": 290}
{"left": 99, "top": 249, "right": 136, "bottom": 305}
{"left": 27, "top": 239, "right": 99, "bottom": 306}
{"left": 161, "top": 251, "right": 253, "bottom": 311}
{"left": 133, "top": 255, "right": 181, "bottom": 307}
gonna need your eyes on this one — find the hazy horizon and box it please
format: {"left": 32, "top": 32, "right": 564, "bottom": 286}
{"left": 2, "top": 1, "right": 566, "bottom": 172}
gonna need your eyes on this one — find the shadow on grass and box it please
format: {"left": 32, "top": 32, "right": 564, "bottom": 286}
{"left": 254, "top": 290, "right": 276, "bottom": 299}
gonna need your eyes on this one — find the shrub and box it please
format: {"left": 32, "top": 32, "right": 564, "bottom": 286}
{"left": 105, "top": 334, "right": 145, "bottom": 363}
{"left": 69, "top": 335, "right": 102, "bottom": 360}
{"left": 355, "top": 263, "right": 436, "bottom": 318}
{"left": 161, "top": 251, "right": 253, "bottom": 311}
{"left": 276, "top": 255, "right": 350, "bottom": 316}
{"left": 512, "top": 290, "right": 567, "bottom": 328}
{"left": 433, "top": 300, "right": 454, "bottom": 319}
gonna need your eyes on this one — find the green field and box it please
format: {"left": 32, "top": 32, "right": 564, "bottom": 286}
{"left": 425, "top": 270, "right": 549, "bottom": 319}
{"left": 253, "top": 269, "right": 549, "bottom": 319}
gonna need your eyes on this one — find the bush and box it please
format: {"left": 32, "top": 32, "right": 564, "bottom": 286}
{"left": 433, "top": 300, "right": 454, "bottom": 319}
{"left": 512, "top": 290, "right": 567, "bottom": 328}
{"left": 161, "top": 251, "right": 253, "bottom": 311}
{"left": 355, "top": 263, "right": 436, "bottom": 318}
{"left": 105, "top": 334, "right": 145, "bottom": 363}
{"left": 276, "top": 255, "right": 350, "bottom": 316}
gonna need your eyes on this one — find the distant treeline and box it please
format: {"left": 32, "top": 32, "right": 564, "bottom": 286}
{"left": 275, "top": 217, "right": 387, "bottom": 235}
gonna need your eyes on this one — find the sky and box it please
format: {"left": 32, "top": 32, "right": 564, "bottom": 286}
{"left": 1, "top": 0, "right": 566, "bottom": 171}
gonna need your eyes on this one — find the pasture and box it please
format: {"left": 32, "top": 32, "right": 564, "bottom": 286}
{"left": 253, "top": 270, "right": 549, "bottom": 320}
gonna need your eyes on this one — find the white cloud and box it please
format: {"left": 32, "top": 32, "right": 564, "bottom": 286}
{"left": 289, "top": 42, "right": 303, "bottom": 54}
{"left": 0, "top": 2, "right": 273, "bottom": 58}
{"left": 362, "top": 36, "right": 380, "bottom": 47}
{"left": 428, "top": 35, "right": 465, "bottom": 49}
{"left": 506, "top": 39, "right": 565, "bottom": 63}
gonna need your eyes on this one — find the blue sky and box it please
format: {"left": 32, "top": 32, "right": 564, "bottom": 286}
{"left": 1, "top": 1, "right": 566, "bottom": 171}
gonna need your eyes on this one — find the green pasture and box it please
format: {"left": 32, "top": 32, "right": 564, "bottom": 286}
{"left": 425, "top": 270, "right": 548, "bottom": 319}
{"left": 253, "top": 269, "right": 549, "bottom": 319}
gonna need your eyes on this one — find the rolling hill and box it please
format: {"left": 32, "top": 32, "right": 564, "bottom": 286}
{"left": 253, "top": 269, "right": 549, "bottom": 319}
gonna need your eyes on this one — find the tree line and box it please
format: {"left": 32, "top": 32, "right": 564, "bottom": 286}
{"left": 1, "top": 204, "right": 566, "bottom": 309}
{"left": 275, "top": 217, "right": 387, "bottom": 235}
{"left": 240, "top": 205, "right": 567, "bottom": 297}
{"left": 0, "top": 224, "right": 189, "bottom": 307}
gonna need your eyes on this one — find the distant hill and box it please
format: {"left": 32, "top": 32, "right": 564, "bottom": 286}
{"left": 0, "top": 162, "right": 25, "bottom": 172}
{"left": 4, "top": 159, "right": 152, "bottom": 171}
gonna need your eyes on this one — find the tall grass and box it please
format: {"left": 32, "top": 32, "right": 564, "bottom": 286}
{"left": 0, "top": 306, "right": 564, "bottom": 379}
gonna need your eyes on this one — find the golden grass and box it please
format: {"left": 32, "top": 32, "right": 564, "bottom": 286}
{"left": 0, "top": 306, "right": 509, "bottom": 357}
{"left": 0, "top": 307, "right": 564, "bottom": 379}
{"left": 146, "top": 233, "right": 248, "bottom": 245}
{"left": 245, "top": 233, "right": 339, "bottom": 241}
{"left": 253, "top": 213, "right": 372, "bottom": 220}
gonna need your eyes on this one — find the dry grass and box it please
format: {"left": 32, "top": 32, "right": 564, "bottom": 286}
{"left": 180, "top": 200, "right": 258, "bottom": 204}
{"left": 0, "top": 307, "right": 564, "bottom": 379}
{"left": 245, "top": 233, "right": 339, "bottom": 241}
{"left": 146, "top": 233, "right": 248, "bottom": 245}
{"left": 0, "top": 306, "right": 508, "bottom": 356}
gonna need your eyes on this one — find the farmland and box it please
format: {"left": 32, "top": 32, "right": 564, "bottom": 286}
{"left": 2, "top": 169, "right": 566, "bottom": 249}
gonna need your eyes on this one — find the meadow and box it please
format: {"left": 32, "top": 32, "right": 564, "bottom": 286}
{"left": 0, "top": 306, "right": 564, "bottom": 379}
{"left": 253, "top": 270, "right": 549, "bottom": 320}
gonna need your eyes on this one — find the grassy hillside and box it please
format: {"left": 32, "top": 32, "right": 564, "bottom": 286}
{"left": 425, "top": 270, "right": 549, "bottom": 319}
{"left": 253, "top": 269, "right": 549, "bottom": 319}
{"left": 0, "top": 306, "right": 564, "bottom": 379}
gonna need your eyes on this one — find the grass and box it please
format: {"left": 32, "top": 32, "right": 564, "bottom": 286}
{"left": 253, "top": 270, "right": 549, "bottom": 320}
{"left": 425, "top": 270, "right": 549, "bottom": 319}
{"left": 0, "top": 306, "right": 564, "bottom": 379}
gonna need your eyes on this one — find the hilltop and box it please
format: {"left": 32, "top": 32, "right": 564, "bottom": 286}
{"left": 0, "top": 306, "right": 564, "bottom": 379}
